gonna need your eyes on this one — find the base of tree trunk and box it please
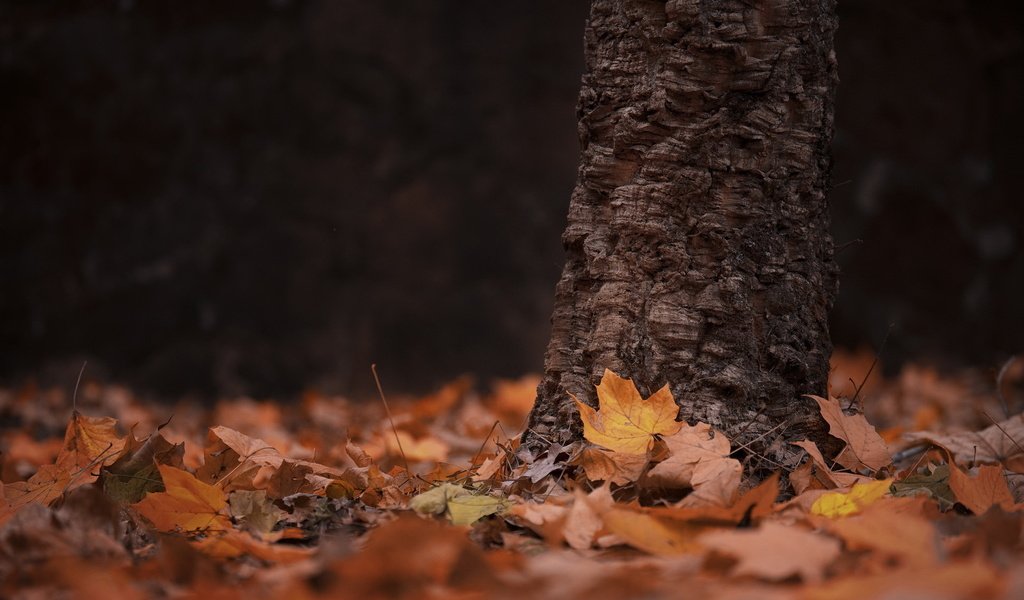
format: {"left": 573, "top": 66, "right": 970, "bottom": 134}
{"left": 525, "top": 0, "right": 841, "bottom": 472}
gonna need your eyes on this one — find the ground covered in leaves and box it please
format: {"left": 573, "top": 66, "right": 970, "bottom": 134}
{"left": 2, "top": 351, "right": 1024, "bottom": 599}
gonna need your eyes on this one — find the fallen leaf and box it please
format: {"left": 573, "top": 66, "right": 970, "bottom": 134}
{"left": 132, "top": 464, "right": 230, "bottom": 532}
{"left": 699, "top": 521, "right": 840, "bottom": 583}
{"left": 1, "top": 464, "right": 72, "bottom": 516}
{"left": 228, "top": 489, "right": 285, "bottom": 534}
{"left": 790, "top": 440, "right": 871, "bottom": 494}
{"left": 55, "top": 411, "right": 125, "bottom": 473}
{"left": 891, "top": 463, "right": 957, "bottom": 510}
{"left": 574, "top": 447, "right": 647, "bottom": 485}
{"left": 811, "top": 479, "right": 893, "bottom": 518}
{"left": 602, "top": 508, "right": 704, "bottom": 555}
{"left": 447, "top": 494, "right": 511, "bottom": 526}
{"left": 906, "top": 414, "right": 1024, "bottom": 467}
{"left": 646, "top": 423, "right": 742, "bottom": 507}
{"left": 410, "top": 483, "right": 470, "bottom": 516}
{"left": 823, "top": 502, "right": 938, "bottom": 568}
{"left": 949, "top": 464, "right": 1016, "bottom": 514}
{"left": 563, "top": 486, "right": 611, "bottom": 550}
{"left": 193, "top": 529, "right": 313, "bottom": 563}
{"left": 574, "top": 369, "right": 681, "bottom": 455}
{"left": 100, "top": 432, "right": 184, "bottom": 504}
{"left": 811, "top": 395, "right": 891, "bottom": 472}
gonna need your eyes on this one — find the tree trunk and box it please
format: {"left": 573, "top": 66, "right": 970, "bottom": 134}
{"left": 526, "top": 0, "right": 839, "bottom": 470}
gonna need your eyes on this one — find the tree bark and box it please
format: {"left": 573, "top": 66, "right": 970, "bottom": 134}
{"left": 526, "top": 0, "right": 839, "bottom": 470}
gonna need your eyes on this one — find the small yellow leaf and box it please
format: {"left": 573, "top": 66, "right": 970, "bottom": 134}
{"left": 811, "top": 479, "right": 893, "bottom": 518}
{"left": 447, "top": 495, "right": 511, "bottom": 526}
{"left": 575, "top": 369, "right": 682, "bottom": 455}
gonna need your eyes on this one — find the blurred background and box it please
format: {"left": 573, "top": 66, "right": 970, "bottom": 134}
{"left": 1, "top": 0, "right": 1022, "bottom": 399}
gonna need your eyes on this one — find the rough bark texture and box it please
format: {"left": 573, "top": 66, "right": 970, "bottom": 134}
{"left": 527, "top": 0, "right": 840, "bottom": 468}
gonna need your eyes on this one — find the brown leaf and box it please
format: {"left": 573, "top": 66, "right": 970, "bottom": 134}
{"left": 193, "top": 529, "right": 313, "bottom": 564}
{"left": 646, "top": 423, "right": 742, "bottom": 506}
{"left": 790, "top": 440, "right": 872, "bottom": 494}
{"left": 906, "top": 414, "right": 1024, "bottom": 467}
{"left": 811, "top": 395, "right": 891, "bottom": 471}
{"left": 699, "top": 521, "right": 840, "bottom": 583}
{"left": 823, "top": 502, "right": 938, "bottom": 568}
{"left": 949, "top": 464, "right": 1016, "bottom": 514}
{"left": 574, "top": 447, "right": 648, "bottom": 485}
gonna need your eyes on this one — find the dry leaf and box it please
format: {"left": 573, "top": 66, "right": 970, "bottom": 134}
{"left": 949, "top": 464, "right": 1016, "bottom": 514}
{"left": 574, "top": 447, "right": 648, "bottom": 485}
{"left": 811, "top": 395, "right": 891, "bottom": 472}
{"left": 811, "top": 479, "right": 892, "bottom": 518}
{"left": 646, "top": 423, "right": 742, "bottom": 507}
{"left": 56, "top": 411, "right": 125, "bottom": 473}
{"left": 699, "top": 521, "right": 840, "bottom": 583}
{"left": 575, "top": 369, "right": 682, "bottom": 455}
{"left": 602, "top": 507, "right": 705, "bottom": 555}
{"left": 132, "top": 464, "right": 230, "bottom": 532}
{"left": 906, "top": 414, "right": 1024, "bottom": 466}
{"left": 823, "top": 503, "right": 938, "bottom": 568}
{"left": 790, "top": 440, "right": 871, "bottom": 493}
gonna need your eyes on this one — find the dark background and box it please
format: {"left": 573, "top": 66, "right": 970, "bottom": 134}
{"left": 2, "top": 0, "right": 1022, "bottom": 399}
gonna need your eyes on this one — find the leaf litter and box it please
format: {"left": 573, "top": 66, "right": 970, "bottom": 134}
{"left": 0, "top": 359, "right": 1023, "bottom": 598}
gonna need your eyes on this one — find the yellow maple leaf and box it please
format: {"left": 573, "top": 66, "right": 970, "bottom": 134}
{"left": 811, "top": 479, "right": 893, "bottom": 518}
{"left": 574, "top": 369, "right": 682, "bottom": 455}
{"left": 133, "top": 464, "right": 230, "bottom": 532}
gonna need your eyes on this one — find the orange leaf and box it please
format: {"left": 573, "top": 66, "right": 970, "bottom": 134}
{"left": 811, "top": 395, "right": 891, "bottom": 471}
{"left": 575, "top": 447, "right": 648, "bottom": 485}
{"left": 602, "top": 507, "right": 704, "bottom": 555}
{"left": 1, "top": 464, "right": 72, "bottom": 517}
{"left": 133, "top": 464, "right": 230, "bottom": 532}
{"left": 56, "top": 411, "right": 125, "bottom": 474}
{"left": 193, "top": 529, "right": 313, "bottom": 564}
{"left": 948, "top": 464, "right": 1016, "bottom": 514}
{"left": 699, "top": 521, "right": 841, "bottom": 583}
{"left": 575, "top": 369, "right": 681, "bottom": 455}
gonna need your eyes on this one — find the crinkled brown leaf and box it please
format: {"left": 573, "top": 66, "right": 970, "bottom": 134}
{"left": 811, "top": 395, "right": 891, "bottom": 472}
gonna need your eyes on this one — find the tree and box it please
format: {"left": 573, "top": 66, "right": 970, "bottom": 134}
{"left": 526, "top": 0, "right": 840, "bottom": 469}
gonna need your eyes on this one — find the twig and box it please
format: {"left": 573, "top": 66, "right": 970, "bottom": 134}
{"left": 72, "top": 360, "right": 88, "bottom": 413}
{"left": 850, "top": 322, "right": 894, "bottom": 408}
{"left": 371, "top": 364, "right": 410, "bottom": 476}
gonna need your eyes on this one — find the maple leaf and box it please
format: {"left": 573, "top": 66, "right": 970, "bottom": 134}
{"left": 645, "top": 423, "right": 742, "bottom": 507}
{"left": 948, "top": 464, "right": 1016, "bottom": 514}
{"left": 811, "top": 395, "right": 891, "bottom": 471}
{"left": 133, "top": 464, "right": 230, "bottom": 532}
{"left": 574, "top": 369, "right": 681, "bottom": 455}
{"left": 1, "top": 464, "right": 72, "bottom": 517}
{"left": 55, "top": 411, "right": 125, "bottom": 473}
{"left": 603, "top": 507, "right": 705, "bottom": 555}
{"left": 699, "top": 521, "right": 841, "bottom": 583}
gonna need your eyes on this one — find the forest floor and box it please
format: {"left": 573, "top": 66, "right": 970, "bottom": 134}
{"left": 2, "top": 349, "right": 1024, "bottom": 599}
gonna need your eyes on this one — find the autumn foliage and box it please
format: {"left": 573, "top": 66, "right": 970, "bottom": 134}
{"left": 2, "top": 355, "right": 1024, "bottom": 598}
